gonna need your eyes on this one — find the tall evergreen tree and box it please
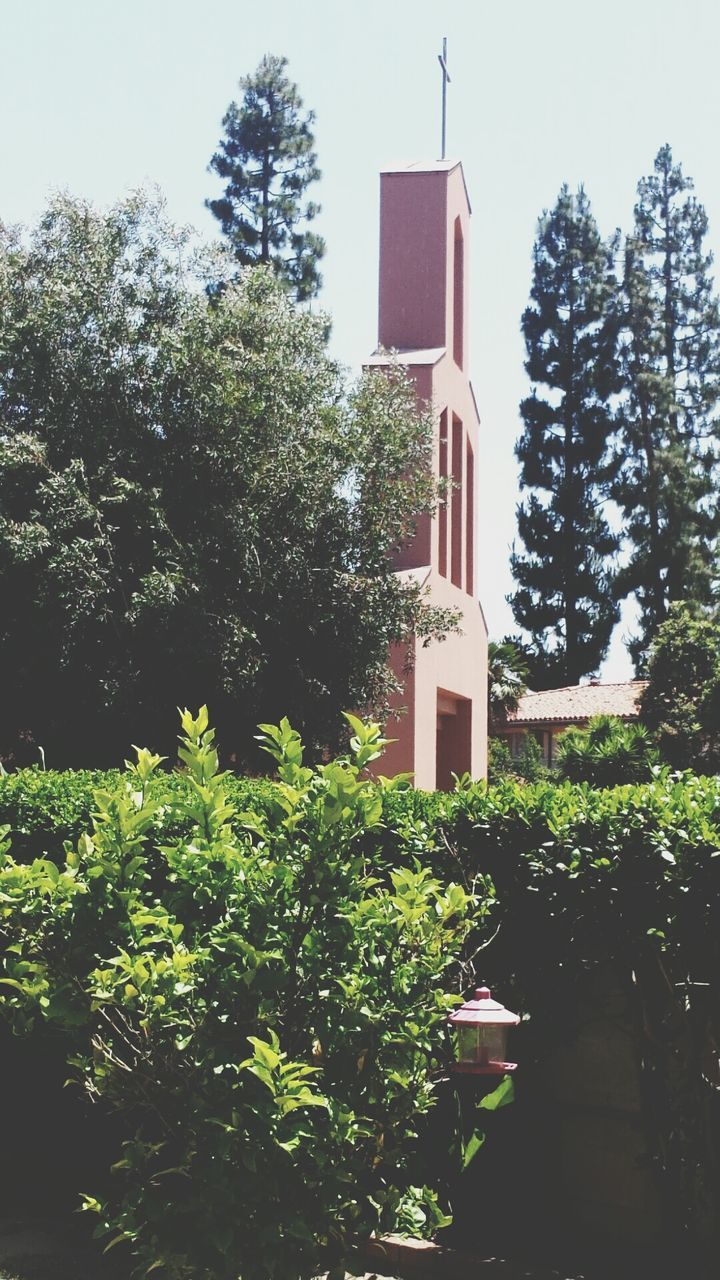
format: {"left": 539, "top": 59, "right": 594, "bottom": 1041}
{"left": 613, "top": 145, "right": 720, "bottom": 669}
{"left": 207, "top": 54, "right": 325, "bottom": 301}
{"left": 510, "top": 186, "right": 620, "bottom": 687}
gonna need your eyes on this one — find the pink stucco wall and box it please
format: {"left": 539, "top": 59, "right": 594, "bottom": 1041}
{"left": 370, "top": 160, "right": 488, "bottom": 787}
{"left": 379, "top": 171, "right": 449, "bottom": 352}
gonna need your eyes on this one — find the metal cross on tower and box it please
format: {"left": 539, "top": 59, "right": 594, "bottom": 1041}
{"left": 438, "top": 36, "right": 451, "bottom": 160}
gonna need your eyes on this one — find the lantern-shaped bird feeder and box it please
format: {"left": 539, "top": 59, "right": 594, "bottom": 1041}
{"left": 448, "top": 986, "right": 520, "bottom": 1074}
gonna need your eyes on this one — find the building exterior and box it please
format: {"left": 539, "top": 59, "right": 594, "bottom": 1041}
{"left": 368, "top": 160, "right": 488, "bottom": 789}
{"left": 494, "top": 680, "right": 648, "bottom": 768}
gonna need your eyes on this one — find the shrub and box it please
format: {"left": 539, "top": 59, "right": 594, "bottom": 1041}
{"left": 0, "top": 710, "right": 481, "bottom": 1280}
{"left": 556, "top": 714, "right": 660, "bottom": 786}
{"left": 487, "top": 733, "right": 548, "bottom": 784}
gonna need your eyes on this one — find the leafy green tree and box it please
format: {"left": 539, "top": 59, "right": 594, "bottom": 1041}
{"left": 510, "top": 186, "right": 620, "bottom": 687}
{"left": 613, "top": 146, "right": 720, "bottom": 669}
{"left": 0, "top": 193, "right": 444, "bottom": 768}
{"left": 639, "top": 602, "right": 720, "bottom": 771}
{"left": 556, "top": 714, "right": 659, "bottom": 786}
{"left": 207, "top": 54, "right": 325, "bottom": 300}
{"left": 487, "top": 638, "right": 529, "bottom": 726}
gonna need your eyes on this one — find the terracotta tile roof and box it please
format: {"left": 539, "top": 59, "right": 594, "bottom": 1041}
{"left": 501, "top": 681, "right": 648, "bottom": 726}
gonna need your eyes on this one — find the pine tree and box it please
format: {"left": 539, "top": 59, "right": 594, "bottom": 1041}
{"left": 207, "top": 54, "right": 325, "bottom": 301}
{"left": 509, "top": 186, "right": 620, "bottom": 687}
{"left": 613, "top": 145, "right": 720, "bottom": 669}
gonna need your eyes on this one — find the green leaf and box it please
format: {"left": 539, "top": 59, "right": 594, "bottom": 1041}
{"left": 477, "top": 1074, "right": 515, "bottom": 1112}
{"left": 461, "top": 1128, "right": 486, "bottom": 1169}
{"left": 103, "top": 1234, "right": 129, "bottom": 1253}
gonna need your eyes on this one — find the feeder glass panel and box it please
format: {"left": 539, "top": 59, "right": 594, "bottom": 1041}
{"left": 480, "top": 1025, "right": 507, "bottom": 1066}
{"left": 456, "top": 1023, "right": 508, "bottom": 1067}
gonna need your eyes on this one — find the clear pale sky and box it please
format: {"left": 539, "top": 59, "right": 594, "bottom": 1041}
{"left": 3, "top": 0, "right": 720, "bottom": 679}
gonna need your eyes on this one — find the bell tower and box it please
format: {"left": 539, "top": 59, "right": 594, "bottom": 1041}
{"left": 368, "top": 160, "right": 488, "bottom": 787}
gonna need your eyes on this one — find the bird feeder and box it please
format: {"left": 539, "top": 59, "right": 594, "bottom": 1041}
{"left": 448, "top": 986, "right": 520, "bottom": 1074}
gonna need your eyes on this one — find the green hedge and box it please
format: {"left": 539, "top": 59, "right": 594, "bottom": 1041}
{"left": 4, "top": 761, "right": 720, "bottom": 1051}
{"left": 4, "top": 761, "right": 720, "bottom": 1026}
{"left": 0, "top": 767, "right": 279, "bottom": 862}
{"left": 2, "top": 744, "right": 720, "bottom": 1263}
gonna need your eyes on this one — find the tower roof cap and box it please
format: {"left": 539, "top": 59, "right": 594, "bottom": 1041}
{"left": 379, "top": 159, "right": 471, "bottom": 212}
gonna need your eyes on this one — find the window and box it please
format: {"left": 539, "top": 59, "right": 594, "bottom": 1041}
{"left": 453, "top": 217, "right": 464, "bottom": 369}
{"left": 438, "top": 409, "right": 448, "bottom": 578}
{"left": 466, "top": 438, "right": 474, "bottom": 595}
{"left": 451, "top": 414, "right": 463, "bottom": 588}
